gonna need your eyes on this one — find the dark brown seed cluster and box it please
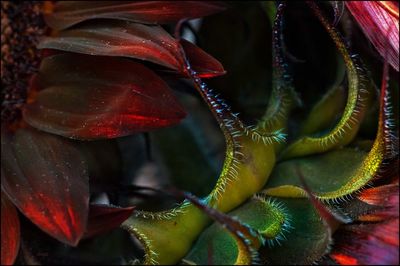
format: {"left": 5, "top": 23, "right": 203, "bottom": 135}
{"left": 1, "top": 1, "right": 46, "bottom": 123}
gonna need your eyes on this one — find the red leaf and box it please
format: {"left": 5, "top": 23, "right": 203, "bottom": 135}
{"left": 330, "top": 219, "right": 399, "bottom": 265}
{"left": 1, "top": 192, "right": 20, "bottom": 265}
{"left": 1, "top": 127, "right": 89, "bottom": 246}
{"left": 38, "top": 20, "right": 183, "bottom": 71}
{"left": 23, "top": 53, "right": 186, "bottom": 140}
{"left": 45, "top": 1, "right": 227, "bottom": 30}
{"left": 180, "top": 38, "right": 226, "bottom": 78}
{"left": 38, "top": 20, "right": 225, "bottom": 78}
{"left": 345, "top": 1, "right": 399, "bottom": 71}
{"left": 357, "top": 183, "right": 399, "bottom": 221}
{"left": 84, "top": 204, "right": 135, "bottom": 239}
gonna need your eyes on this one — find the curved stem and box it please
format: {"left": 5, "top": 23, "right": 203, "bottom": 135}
{"left": 280, "top": 2, "right": 371, "bottom": 160}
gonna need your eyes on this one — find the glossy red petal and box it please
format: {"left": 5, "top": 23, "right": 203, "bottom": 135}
{"left": 38, "top": 20, "right": 183, "bottom": 71}
{"left": 23, "top": 53, "right": 186, "bottom": 140}
{"left": 345, "top": 1, "right": 399, "bottom": 71}
{"left": 330, "top": 219, "right": 399, "bottom": 265}
{"left": 45, "top": 1, "right": 227, "bottom": 30}
{"left": 1, "top": 127, "right": 89, "bottom": 246}
{"left": 180, "top": 38, "right": 226, "bottom": 78}
{"left": 84, "top": 204, "right": 135, "bottom": 239}
{"left": 1, "top": 192, "right": 20, "bottom": 265}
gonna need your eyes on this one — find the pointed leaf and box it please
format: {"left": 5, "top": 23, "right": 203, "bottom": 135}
{"left": 1, "top": 192, "right": 20, "bottom": 265}
{"left": 46, "top": 1, "right": 227, "bottom": 30}
{"left": 38, "top": 20, "right": 225, "bottom": 78}
{"left": 23, "top": 53, "right": 186, "bottom": 140}
{"left": 1, "top": 127, "right": 89, "bottom": 246}
{"left": 180, "top": 38, "right": 226, "bottom": 78}
{"left": 38, "top": 20, "right": 183, "bottom": 71}
{"left": 84, "top": 204, "right": 135, "bottom": 239}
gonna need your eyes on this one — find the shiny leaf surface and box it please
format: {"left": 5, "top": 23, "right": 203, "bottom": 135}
{"left": 39, "top": 20, "right": 183, "bottom": 71}
{"left": 23, "top": 53, "right": 186, "bottom": 140}
{"left": 1, "top": 127, "right": 89, "bottom": 246}
{"left": 38, "top": 20, "right": 225, "bottom": 78}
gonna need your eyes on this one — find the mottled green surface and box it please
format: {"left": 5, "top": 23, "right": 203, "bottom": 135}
{"left": 266, "top": 148, "right": 367, "bottom": 197}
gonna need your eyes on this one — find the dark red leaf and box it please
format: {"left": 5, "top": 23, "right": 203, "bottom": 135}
{"left": 45, "top": 1, "right": 227, "bottom": 30}
{"left": 38, "top": 20, "right": 225, "bottom": 78}
{"left": 84, "top": 204, "right": 135, "bottom": 239}
{"left": 345, "top": 1, "right": 399, "bottom": 71}
{"left": 38, "top": 20, "right": 183, "bottom": 71}
{"left": 23, "top": 53, "right": 186, "bottom": 140}
{"left": 1, "top": 192, "right": 20, "bottom": 265}
{"left": 180, "top": 38, "right": 226, "bottom": 78}
{"left": 1, "top": 127, "right": 89, "bottom": 246}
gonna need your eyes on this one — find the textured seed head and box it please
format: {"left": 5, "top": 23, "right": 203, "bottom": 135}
{"left": 1, "top": 1, "right": 47, "bottom": 123}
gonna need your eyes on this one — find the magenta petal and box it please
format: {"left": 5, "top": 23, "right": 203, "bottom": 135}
{"left": 346, "top": 1, "right": 399, "bottom": 71}
{"left": 1, "top": 192, "right": 20, "bottom": 265}
{"left": 1, "top": 127, "right": 89, "bottom": 246}
{"left": 46, "top": 1, "right": 227, "bottom": 30}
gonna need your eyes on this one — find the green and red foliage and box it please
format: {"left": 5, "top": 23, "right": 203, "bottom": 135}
{"left": 1, "top": 1, "right": 398, "bottom": 265}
